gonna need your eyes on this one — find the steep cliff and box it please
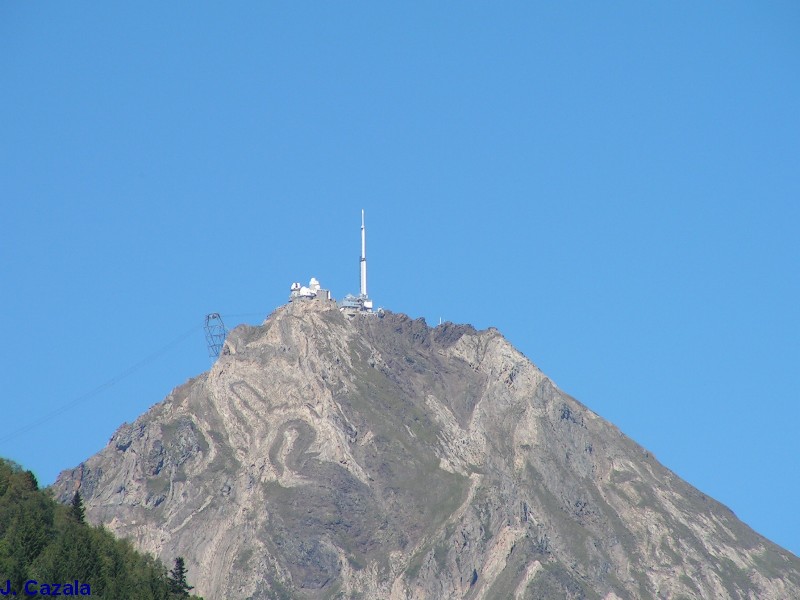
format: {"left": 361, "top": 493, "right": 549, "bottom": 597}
{"left": 53, "top": 298, "right": 800, "bottom": 599}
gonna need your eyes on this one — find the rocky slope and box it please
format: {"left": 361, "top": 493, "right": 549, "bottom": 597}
{"left": 53, "top": 297, "right": 800, "bottom": 599}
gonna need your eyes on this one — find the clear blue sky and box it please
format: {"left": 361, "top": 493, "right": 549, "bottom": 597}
{"left": 2, "top": 3, "right": 798, "bottom": 556}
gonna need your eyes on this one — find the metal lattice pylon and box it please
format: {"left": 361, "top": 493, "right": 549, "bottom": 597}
{"left": 204, "top": 313, "right": 227, "bottom": 357}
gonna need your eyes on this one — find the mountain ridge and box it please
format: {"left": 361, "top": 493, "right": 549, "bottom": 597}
{"left": 53, "top": 298, "right": 800, "bottom": 599}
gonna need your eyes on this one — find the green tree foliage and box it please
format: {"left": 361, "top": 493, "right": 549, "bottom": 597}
{"left": 70, "top": 490, "right": 86, "bottom": 524}
{"left": 167, "top": 557, "right": 194, "bottom": 598}
{"left": 0, "top": 459, "right": 203, "bottom": 600}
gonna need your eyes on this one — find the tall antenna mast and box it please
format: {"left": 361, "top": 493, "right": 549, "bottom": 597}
{"left": 360, "top": 209, "right": 367, "bottom": 297}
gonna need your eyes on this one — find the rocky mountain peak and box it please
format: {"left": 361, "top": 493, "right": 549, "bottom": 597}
{"left": 53, "top": 302, "right": 800, "bottom": 599}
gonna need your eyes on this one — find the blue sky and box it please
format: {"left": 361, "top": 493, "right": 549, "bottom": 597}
{"left": 2, "top": 3, "right": 798, "bottom": 556}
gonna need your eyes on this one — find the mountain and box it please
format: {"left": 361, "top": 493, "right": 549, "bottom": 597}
{"left": 52, "top": 297, "right": 800, "bottom": 599}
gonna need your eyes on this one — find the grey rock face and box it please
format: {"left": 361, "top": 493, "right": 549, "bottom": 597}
{"left": 53, "top": 299, "right": 800, "bottom": 599}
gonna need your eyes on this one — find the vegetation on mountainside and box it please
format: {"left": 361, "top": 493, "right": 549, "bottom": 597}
{"left": 0, "top": 458, "right": 203, "bottom": 599}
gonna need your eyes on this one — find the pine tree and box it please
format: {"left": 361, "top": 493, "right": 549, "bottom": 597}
{"left": 168, "top": 556, "right": 194, "bottom": 598}
{"left": 70, "top": 491, "right": 85, "bottom": 524}
{"left": 24, "top": 470, "right": 39, "bottom": 491}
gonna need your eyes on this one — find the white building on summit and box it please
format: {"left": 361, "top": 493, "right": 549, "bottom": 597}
{"left": 289, "top": 277, "right": 331, "bottom": 302}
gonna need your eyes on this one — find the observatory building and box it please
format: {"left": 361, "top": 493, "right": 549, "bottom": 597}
{"left": 289, "top": 277, "right": 332, "bottom": 302}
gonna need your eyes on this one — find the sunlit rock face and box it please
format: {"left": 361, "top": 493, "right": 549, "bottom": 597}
{"left": 53, "top": 299, "right": 800, "bottom": 599}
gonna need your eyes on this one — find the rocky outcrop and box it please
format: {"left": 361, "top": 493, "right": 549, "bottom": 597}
{"left": 53, "top": 298, "right": 800, "bottom": 599}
